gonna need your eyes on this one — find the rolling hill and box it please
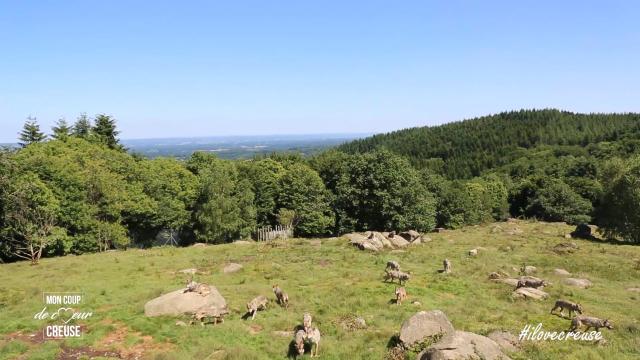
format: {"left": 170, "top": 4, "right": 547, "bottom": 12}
{"left": 339, "top": 109, "right": 640, "bottom": 178}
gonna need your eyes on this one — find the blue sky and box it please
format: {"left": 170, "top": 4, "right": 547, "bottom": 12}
{"left": 1, "top": 1, "right": 638, "bottom": 142}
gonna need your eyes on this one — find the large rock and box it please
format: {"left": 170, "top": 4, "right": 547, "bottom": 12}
{"left": 399, "top": 230, "right": 421, "bottom": 242}
{"left": 346, "top": 233, "right": 382, "bottom": 252}
{"left": 144, "top": 286, "right": 227, "bottom": 317}
{"left": 512, "top": 287, "right": 548, "bottom": 300}
{"left": 521, "top": 266, "right": 537, "bottom": 275}
{"left": 370, "top": 232, "right": 393, "bottom": 248}
{"left": 487, "top": 331, "right": 520, "bottom": 353}
{"left": 399, "top": 310, "right": 454, "bottom": 346}
{"left": 223, "top": 263, "right": 243, "bottom": 273}
{"left": 417, "top": 331, "right": 511, "bottom": 360}
{"left": 388, "top": 234, "right": 410, "bottom": 248}
{"left": 571, "top": 223, "right": 592, "bottom": 239}
{"left": 564, "top": 278, "right": 592, "bottom": 288}
{"left": 553, "top": 268, "right": 571, "bottom": 277}
{"left": 492, "top": 278, "right": 519, "bottom": 287}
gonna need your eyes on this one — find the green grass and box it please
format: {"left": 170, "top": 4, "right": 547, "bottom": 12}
{"left": 1, "top": 220, "right": 640, "bottom": 359}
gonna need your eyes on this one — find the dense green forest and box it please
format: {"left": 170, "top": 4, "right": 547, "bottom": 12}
{"left": 1, "top": 110, "right": 640, "bottom": 264}
{"left": 339, "top": 109, "right": 640, "bottom": 178}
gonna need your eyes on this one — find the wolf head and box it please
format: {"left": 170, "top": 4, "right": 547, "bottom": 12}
{"left": 603, "top": 319, "right": 613, "bottom": 329}
{"left": 575, "top": 303, "right": 583, "bottom": 314}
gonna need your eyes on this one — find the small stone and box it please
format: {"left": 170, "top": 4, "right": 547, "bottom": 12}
{"left": 175, "top": 320, "right": 187, "bottom": 326}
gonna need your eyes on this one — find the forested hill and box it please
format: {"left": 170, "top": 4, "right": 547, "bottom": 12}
{"left": 339, "top": 109, "right": 640, "bottom": 178}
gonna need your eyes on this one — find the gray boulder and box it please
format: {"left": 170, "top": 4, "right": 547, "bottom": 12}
{"left": 417, "top": 331, "right": 511, "bottom": 360}
{"left": 553, "top": 268, "right": 571, "bottom": 277}
{"left": 388, "top": 234, "right": 410, "bottom": 248}
{"left": 487, "top": 331, "right": 520, "bottom": 353}
{"left": 144, "top": 286, "right": 227, "bottom": 317}
{"left": 400, "top": 230, "right": 421, "bottom": 242}
{"left": 512, "top": 287, "right": 548, "bottom": 300}
{"left": 223, "top": 263, "right": 243, "bottom": 273}
{"left": 400, "top": 310, "right": 455, "bottom": 347}
{"left": 564, "top": 278, "right": 592, "bottom": 288}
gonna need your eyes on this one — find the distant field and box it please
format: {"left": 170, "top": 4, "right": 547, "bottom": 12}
{"left": 121, "top": 134, "right": 368, "bottom": 159}
{"left": 1, "top": 220, "right": 639, "bottom": 359}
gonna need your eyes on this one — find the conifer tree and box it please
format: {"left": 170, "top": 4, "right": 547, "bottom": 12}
{"left": 72, "top": 113, "right": 92, "bottom": 139}
{"left": 18, "top": 116, "right": 47, "bottom": 147}
{"left": 93, "top": 114, "right": 122, "bottom": 150}
{"left": 51, "top": 118, "right": 72, "bottom": 140}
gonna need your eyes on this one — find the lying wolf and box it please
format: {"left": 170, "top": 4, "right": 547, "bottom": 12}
{"left": 550, "top": 299, "right": 583, "bottom": 318}
{"left": 273, "top": 284, "right": 289, "bottom": 308}
{"left": 184, "top": 279, "right": 211, "bottom": 297}
{"left": 190, "top": 305, "right": 228, "bottom": 326}
{"left": 516, "top": 278, "right": 548, "bottom": 289}
{"left": 569, "top": 315, "right": 613, "bottom": 332}
{"left": 384, "top": 269, "right": 410, "bottom": 285}
{"left": 246, "top": 295, "right": 268, "bottom": 320}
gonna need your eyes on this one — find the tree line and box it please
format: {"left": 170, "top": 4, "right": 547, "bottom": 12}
{"left": 2, "top": 110, "right": 640, "bottom": 264}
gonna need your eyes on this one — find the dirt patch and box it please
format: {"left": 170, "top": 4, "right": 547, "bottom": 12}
{"left": 247, "top": 323, "right": 263, "bottom": 335}
{"left": 318, "top": 259, "right": 332, "bottom": 267}
{"left": 95, "top": 322, "right": 173, "bottom": 359}
{"left": 3, "top": 330, "right": 48, "bottom": 345}
{"left": 58, "top": 346, "right": 122, "bottom": 360}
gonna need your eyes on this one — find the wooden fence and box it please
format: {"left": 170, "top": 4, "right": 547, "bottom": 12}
{"left": 254, "top": 225, "right": 293, "bottom": 241}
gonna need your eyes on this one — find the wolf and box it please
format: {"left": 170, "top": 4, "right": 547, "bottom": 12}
{"left": 306, "top": 327, "right": 321, "bottom": 357}
{"left": 386, "top": 260, "right": 401, "bottom": 271}
{"left": 303, "top": 312, "right": 313, "bottom": 333}
{"left": 273, "top": 284, "right": 289, "bottom": 308}
{"left": 246, "top": 295, "right": 268, "bottom": 320}
{"left": 191, "top": 305, "right": 228, "bottom": 326}
{"left": 395, "top": 287, "right": 407, "bottom": 305}
{"left": 516, "top": 278, "right": 548, "bottom": 289}
{"left": 384, "top": 269, "right": 410, "bottom": 285}
{"left": 443, "top": 259, "right": 451, "bottom": 273}
{"left": 294, "top": 329, "right": 306, "bottom": 356}
{"left": 550, "top": 299, "right": 583, "bottom": 318}
{"left": 569, "top": 315, "right": 613, "bottom": 332}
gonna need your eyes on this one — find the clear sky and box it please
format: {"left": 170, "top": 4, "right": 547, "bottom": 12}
{"left": 1, "top": 1, "right": 638, "bottom": 142}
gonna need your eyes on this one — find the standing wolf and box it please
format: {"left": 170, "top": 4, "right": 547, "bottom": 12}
{"left": 384, "top": 269, "right": 410, "bottom": 285}
{"left": 569, "top": 315, "right": 613, "bottom": 332}
{"left": 395, "top": 287, "right": 407, "bottom": 305}
{"left": 246, "top": 295, "right": 268, "bottom": 320}
{"left": 443, "top": 259, "right": 452, "bottom": 273}
{"left": 306, "top": 327, "right": 321, "bottom": 357}
{"left": 386, "top": 260, "right": 400, "bottom": 271}
{"left": 273, "top": 284, "right": 289, "bottom": 308}
{"left": 303, "top": 312, "right": 313, "bottom": 333}
{"left": 550, "top": 299, "right": 583, "bottom": 318}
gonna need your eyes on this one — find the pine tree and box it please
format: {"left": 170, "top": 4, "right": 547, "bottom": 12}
{"left": 72, "top": 113, "right": 92, "bottom": 139}
{"left": 93, "top": 114, "right": 121, "bottom": 150}
{"left": 51, "top": 118, "right": 72, "bottom": 140}
{"left": 18, "top": 116, "right": 47, "bottom": 147}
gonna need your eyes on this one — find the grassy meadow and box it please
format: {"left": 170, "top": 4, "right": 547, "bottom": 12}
{"left": 1, "top": 220, "right": 639, "bottom": 359}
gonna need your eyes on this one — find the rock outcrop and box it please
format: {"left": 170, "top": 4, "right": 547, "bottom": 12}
{"left": 346, "top": 230, "right": 424, "bottom": 251}
{"left": 564, "top": 278, "right": 592, "bottom": 288}
{"left": 417, "top": 331, "right": 511, "bottom": 360}
{"left": 512, "top": 287, "right": 548, "bottom": 300}
{"left": 399, "top": 310, "right": 454, "bottom": 347}
{"left": 144, "top": 286, "right": 227, "bottom": 317}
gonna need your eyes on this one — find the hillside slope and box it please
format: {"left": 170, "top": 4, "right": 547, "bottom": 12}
{"left": 1, "top": 221, "right": 639, "bottom": 359}
{"left": 339, "top": 109, "right": 640, "bottom": 178}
